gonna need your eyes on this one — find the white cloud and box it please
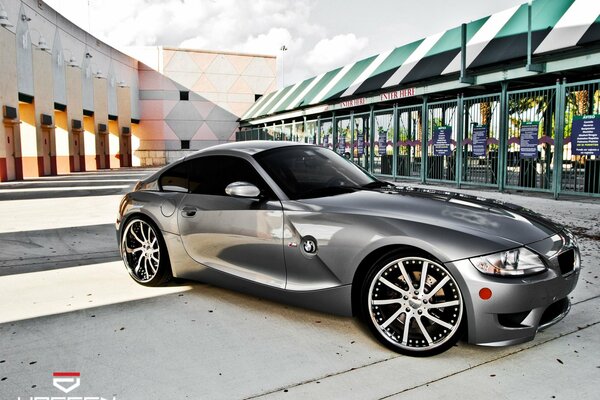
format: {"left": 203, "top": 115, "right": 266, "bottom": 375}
{"left": 305, "top": 34, "right": 369, "bottom": 72}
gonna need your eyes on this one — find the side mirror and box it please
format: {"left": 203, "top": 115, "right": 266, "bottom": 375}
{"left": 225, "top": 181, "right": 261, "bottom": 198}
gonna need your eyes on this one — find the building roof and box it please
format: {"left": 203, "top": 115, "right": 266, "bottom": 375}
{"left": 242, "top": 0, "right": 600, "bottom": 121}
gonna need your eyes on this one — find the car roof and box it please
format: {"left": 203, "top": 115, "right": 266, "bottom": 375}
{"left": 186, "top": 140, "right": 309, "bottom": 157}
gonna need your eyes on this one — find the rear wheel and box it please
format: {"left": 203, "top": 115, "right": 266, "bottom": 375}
{"left": 361, "top": 253, "right": 464, "bottom": 356}
{"left": 120, "top": 217, "right": 171, "bottom": 286}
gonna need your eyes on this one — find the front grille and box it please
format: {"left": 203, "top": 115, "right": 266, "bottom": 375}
{"left": 557, "top": 249, "right": 575, "bottom": 275}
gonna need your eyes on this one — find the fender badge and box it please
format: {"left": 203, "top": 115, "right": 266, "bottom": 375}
{"left": 288, "top": 242, "right": 298, "bottom": 247}
{"left": 300, "top": 236, "right": 318, "bottom": 255}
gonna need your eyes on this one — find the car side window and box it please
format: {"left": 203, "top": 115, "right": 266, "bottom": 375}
{"left": 159, "top": 162, "right": 188, "bottom": 192}
{"left": 188, "top": 155, "right": 270, "bottom": 197}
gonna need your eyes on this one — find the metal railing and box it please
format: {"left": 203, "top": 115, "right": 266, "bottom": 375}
{"left": 238, "top": 78, "right": 600, "bottom": 198}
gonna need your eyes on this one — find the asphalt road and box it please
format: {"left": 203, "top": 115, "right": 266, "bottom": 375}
{"left": 0, "top": 170, "right": 598, "bottom": 400}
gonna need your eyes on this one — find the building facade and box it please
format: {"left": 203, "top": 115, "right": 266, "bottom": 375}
{"left": 0, "top": 0, "right": 276, "bottom": 181}
{"left": 239, "top": 0, "right": 600, "bottom": 198}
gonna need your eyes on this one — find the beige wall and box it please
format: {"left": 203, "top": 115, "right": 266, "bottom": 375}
{"left": 0, "top": 25, "right": 21, "bottom": 181}
{"left": 117, "top": 86, "right": 131, "bottom": 167}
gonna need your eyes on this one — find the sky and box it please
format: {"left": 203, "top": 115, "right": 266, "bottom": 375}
{"left": 45, "top": 0, "right": 525, "bottom": 88}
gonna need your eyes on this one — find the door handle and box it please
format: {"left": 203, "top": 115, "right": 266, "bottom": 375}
{"left": 181, "top": 206, "right": 197, "bottom": 217}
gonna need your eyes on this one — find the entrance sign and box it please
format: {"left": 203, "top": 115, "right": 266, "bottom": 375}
{"left": 433, "top": 126, "right": 452, "bottom": 156}
{"left": 572, "top": 115, "right": 600, "bottom": 156}
{"left": 520, "top": 121, "right": 539, "bottom": 159}
{"left": 472, "top": 125, "right": 488, "bottom": 157}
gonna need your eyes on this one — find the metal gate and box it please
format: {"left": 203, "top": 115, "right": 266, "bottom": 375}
{"left": 560, "top": 79, "right": 600, "bottom": 196}
{"left": 426, "top": 100, "right": 458, "bottom": 182}
{"left": 505, "top": 86, "right": 556, "bottom": 192}
{"left": 396, "top": 104, "right": 422, "bottom": 179}
{"left": 461, "top": 94, "right": 501, "bottom": 187}
{"left": 373, "top": 109, "right": 394, "bottom": 176}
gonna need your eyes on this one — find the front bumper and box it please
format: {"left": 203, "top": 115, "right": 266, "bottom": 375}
{"left": 448, "top": 242, "right": 580, "bottom": 347}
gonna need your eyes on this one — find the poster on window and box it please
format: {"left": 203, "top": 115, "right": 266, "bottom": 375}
{"left": 357, "top": 133, "right": 365, "bottom": 156}
{"left": 472, "top": 125, "right": 488, "bottom": 157}
{"left": 520, "top": 121, "right": 539, "bottom": 159}
{"left": 337, "top": 135, "right": 346, "bottom": 155}
{"left": 323, "top": 135, "right": 329, "bottom": 148}
{"left": 572, "top": 115, "right": 600, "bottom": 156}
{"left": 378, "top": 130, "right": 387, "bottom": 155}
{"left": 433, "top": 126, "right": 452, "bottom": 156}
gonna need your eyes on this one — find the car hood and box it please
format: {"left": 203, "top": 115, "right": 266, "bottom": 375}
{"left": 300, "top": 186, "right": 562, "bottom": 246}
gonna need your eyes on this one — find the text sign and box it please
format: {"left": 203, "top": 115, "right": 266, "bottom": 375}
{"left": 357, "top": 132, "right": 365, "bottom": 156}
{"left": 520, "top": 121, "right": 539, "bottom": 159}
{"left": 572, "top": 114, "right": 600, "bottom": 156}
{"left": 337, "top": 135, "right": 346, "bottom": 155}
{"left": 378, "top": 130, "right": 387, "bottom": 155}
{"left": 472, "top": 125, "right": 488, "bottom": 157}
{"left": 433, "top": 125, "right": 452, "bottom": 156}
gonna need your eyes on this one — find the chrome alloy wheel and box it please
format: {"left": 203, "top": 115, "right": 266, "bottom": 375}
{"left": 367, "top": 256, "right": 463, "bottom": 353}
{"left": 121, "top": 219, "right": 161, "bottom": 283}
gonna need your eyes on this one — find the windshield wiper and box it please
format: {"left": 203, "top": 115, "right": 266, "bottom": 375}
{"left": 361, "top": 181, "right": 394, "bottom": 189}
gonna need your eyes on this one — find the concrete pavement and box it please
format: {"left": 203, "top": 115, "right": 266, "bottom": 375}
{"left": 0, "top": 171, "right": 598, "bottom": 400}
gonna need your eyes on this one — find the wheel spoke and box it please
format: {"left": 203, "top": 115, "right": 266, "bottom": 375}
{"left": 425, "top": 276, "right": 450, "bottom": 300}
{"left": 130, "top": 229, "right": 144, "bottom": 245}
{"left": 428, "top": 300, "right": 460, "bottom": 309}
{"left": 134, "top": 255, "right": 143, "bottom": 274}
{"left": 401, "top": 313, "right": 412, "bottom": 345}
{"left": 379, "top": 277, "right": 409, "bottom": 296}
{"left": 150, "top": 254, "right": 160, "bottom": 265}
{"left": 415, "top": 316, "right": 433, "bottom": 345}
{"left": 424, "top": 311, "right": 454, "bottom": 330}
{"left": 419, "top": 262, "right": 429, "bottom": 292}
{"left": 399, "top": 262, "right": 414, "bottom": 289}
{"left": 380, "top": 307, "right": 404, "bottom": 329}
{"left": 372, "top": 298, "right": 402, "bottom": 306}
{"left": 143, "top": 257, "right": 150, "bottom": 277}
{"left": 139, "top": 221, "right": 148, "bottom": 242}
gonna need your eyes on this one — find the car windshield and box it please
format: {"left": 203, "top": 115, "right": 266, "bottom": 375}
{"left": 254, "top": 145, "right": 381, "bottom": 199}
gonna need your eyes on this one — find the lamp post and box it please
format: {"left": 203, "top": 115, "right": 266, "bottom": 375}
{"left": 280, "top": 45, "right": 288, "bottom": 88}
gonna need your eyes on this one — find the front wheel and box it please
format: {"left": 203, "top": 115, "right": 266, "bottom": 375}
{"left": 361, "top": 253, "right": 464, "bottom": 357}
{"left": 120, "top": 217, "right": 171, "bottom": 286}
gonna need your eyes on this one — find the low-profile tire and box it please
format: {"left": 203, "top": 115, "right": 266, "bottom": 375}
{"left": 120, "top": 216, "right": 172, "bottom": 287}
{"left": 360, "top": 251, "right": 464, "bottom": 357}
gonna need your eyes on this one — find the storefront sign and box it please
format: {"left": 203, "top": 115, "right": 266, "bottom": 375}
{"left": 357, "top": 133, "right": 365, "bottom": 156}
{"left": 326, "top": 88, "right": 417, "bottom": 112}
{"left": 472, "top": 125, "right": 488, "bottom": 157}
{"left": 572, "top": 114, "right": 600, "bottom": 156}
{"left": 520, "top": 121, "right": 539, "bottom": 159}
{"left": 433, "top": 126, "right": 452, "bottom": 156}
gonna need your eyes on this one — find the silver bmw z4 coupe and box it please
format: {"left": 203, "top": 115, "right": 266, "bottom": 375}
{"left": 116, "top": 141, "right": 580, "bottom": 356}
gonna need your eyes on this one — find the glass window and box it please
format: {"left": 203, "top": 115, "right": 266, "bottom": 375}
{"left": 159, "top": 162, "right": 188, "bottom": 192}
{"left": 188, "top": 156, "right": 271, "bottom": 197}
{"left": 255, "top": 146, "right": 377, "bottom": 200}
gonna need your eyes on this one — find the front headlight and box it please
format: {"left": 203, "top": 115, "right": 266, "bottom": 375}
{"left": 470, "top": 247, "right": 547, "bottom": 277}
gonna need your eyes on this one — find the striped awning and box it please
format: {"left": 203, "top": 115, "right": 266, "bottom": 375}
{"left": 243, "top": 0, "right": 600, "bottom": 121}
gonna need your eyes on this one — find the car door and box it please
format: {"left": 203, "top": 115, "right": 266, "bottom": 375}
{"left": 177, "top": 155, "right": 286, "bottom": 288}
